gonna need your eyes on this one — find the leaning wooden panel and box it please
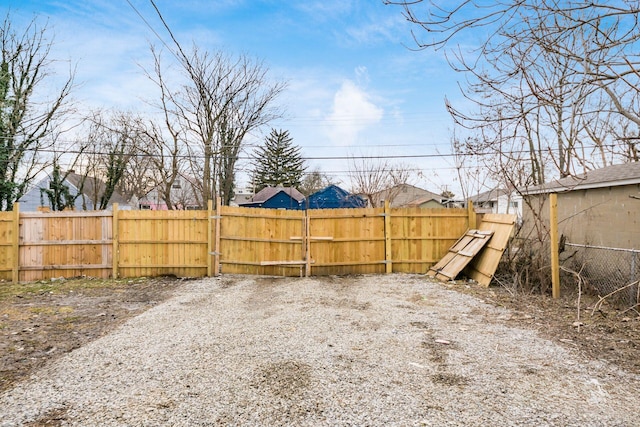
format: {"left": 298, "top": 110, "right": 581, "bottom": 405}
{"left": 426, "top": 229, "right": 494, "bottom": 281}
{"left": 463, "top": 214, "right": 517, "bottom": 286}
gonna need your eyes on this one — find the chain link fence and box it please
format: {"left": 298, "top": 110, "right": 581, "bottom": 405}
{"left": 561, "top": 243, "right": 640, "bottom": 307}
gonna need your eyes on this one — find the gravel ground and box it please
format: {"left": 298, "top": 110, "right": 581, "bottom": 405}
{"left": 1, "top": 274, "right": 638, "bottom": 426}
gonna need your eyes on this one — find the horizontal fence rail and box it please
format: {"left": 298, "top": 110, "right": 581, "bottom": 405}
{"left": 0, "top": 201, "right": 479, "bottom": 282}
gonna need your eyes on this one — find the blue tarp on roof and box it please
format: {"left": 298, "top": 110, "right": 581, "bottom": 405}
{"left": 307, "top": 185, "right": 365, "bottom": 209}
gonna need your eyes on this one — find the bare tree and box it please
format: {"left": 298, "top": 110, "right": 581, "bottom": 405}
{"left": 146, "top": 2, "right": 285, "bottom": 207}
{"left": 116, "top": 152, "right": 155, "bottom": 205}
{"left": 75, "top": 111, "right": 140, "bottom": 210}
{"left": 449, "top": 133, "right": 492, "bottom": 201}
{"left": 137, "top": 46, "right": 189, "bottom": 210}
{"left": 0, "top": 14, "right": 75, "bottom": 210}
{"left": 348, "top": 157, "right": 415, "bottom": 207}
{"left": 145, "top": 45, "right": 285, "bottom": 207}
{"left": 181, "top": 50, "right": 285, "bottom": 205}
{"left": 299, "top": 167, "right": 335, "bottom": 196}
{"left": 387, "top": 1, "right": 640, "bottom": 184}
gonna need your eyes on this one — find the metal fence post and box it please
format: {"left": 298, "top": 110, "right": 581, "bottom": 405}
{"left": 631, "top": 251, "right": 638, "bottom": 306}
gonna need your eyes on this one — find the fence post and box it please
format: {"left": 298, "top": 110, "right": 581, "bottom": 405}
{"left": 112, "top": 203, "right": 119, "bottom": 279}
{"left": 12, "top": 202, "right": 19, "bottom": 284}
{"left": 631, "top": 251, "right": 638, "bottom": 306}
{"left": 207, "top": 199, "right": 213, "bottom": 277}
{"left": 213, "top": 197, "right": 222, "bottom": 276}
{"left": 467, "top": 200, "right": 476, "bottom": 229}
{"left": 305, "top": 208, "right": 311, "bottom": 277}
{"left": 549, "top": 193, "right": 560, "bottom": 299}
{"left": 384, "top": 200, "right": 392, "bottom": 273}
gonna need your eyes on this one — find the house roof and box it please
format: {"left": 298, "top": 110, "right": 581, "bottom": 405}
{"left": 250, "top": 186, "right": 305, "bottom": 203}
{"left": 65, "top": 172, "right": 129, "bottom": 205}
{"left": 523, "top": 162, "right": 640, "bottom": 195}
{"left": 469, "top": 188, "right": 511, "bottom": 203}
{"left": 307, "top": 185, "right": 365, "bottom": 209}
{"left": 372, "top": 183, "right": 443, "bottom": 207}
{"left": 405, "top": 196, "right": 443, "bottom": 207}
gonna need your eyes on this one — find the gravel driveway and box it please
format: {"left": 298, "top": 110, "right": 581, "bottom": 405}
{"left": 1, "top": 275, "right": 638, "bottom": 426}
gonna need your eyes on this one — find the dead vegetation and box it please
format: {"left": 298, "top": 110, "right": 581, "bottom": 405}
{"left": 453, "top": 280, "right": 640, "bottom": 375}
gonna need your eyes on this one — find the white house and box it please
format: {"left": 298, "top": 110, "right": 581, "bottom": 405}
{"left": 469, "top": 188, "right": 523, "bottom": 220}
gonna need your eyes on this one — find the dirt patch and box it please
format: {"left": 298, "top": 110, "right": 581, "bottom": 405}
{"left": 451, "top": 280, "right": 640, "bottom": 375}
{"left": 253, "top": 360, "right": 312, "bottom": 398}
{"left": 0, "top": 276, "right": 184, "bottom": 393}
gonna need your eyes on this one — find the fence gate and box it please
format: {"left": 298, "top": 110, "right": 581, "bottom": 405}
{"left": 215, "top": 204, "right": 471, "bottom": 277}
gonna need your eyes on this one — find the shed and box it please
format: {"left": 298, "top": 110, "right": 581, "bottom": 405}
{"left": 240, "top": 186, "right": 305, "bottom": 210}
{"left": 522, "top": 162, "right": 640, "bottom": 250}
{"left": 307, "top": 185, "right": 366, "bottom": 209}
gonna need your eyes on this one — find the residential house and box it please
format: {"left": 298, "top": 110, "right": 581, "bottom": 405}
{"left": 370, "top": 184, "right": 443, "bottom": 208}
{"left": 404, "top": 196, "right": 445, "bottom": 209}
{"left": 18, "top": 172, "right": 130, "bottom": 211}
{"left": 239, "top": 186, "right": 305, "bottom": 210}
{"left": 137, "top": 177, "right": 201, "bottom": 210}
{"left": 521, "top": 162, "right": 640, "bottom": 249}
{"left": 307, "top": 185, "right": 366, "bottom": 209}
{"left": 470, "top": 188, "right": 523, "bottom": 220}
{"left": 230, "top": 191, "right": 254, "bottom": 207}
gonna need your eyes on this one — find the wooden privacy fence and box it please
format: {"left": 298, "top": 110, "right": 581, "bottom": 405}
{"left": 0, "top": 201, "right": 477, "bottom": 282}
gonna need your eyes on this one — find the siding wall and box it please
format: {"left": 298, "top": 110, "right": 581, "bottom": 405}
{"left": 523, "top": 183, "right": 640, "bottom": 249}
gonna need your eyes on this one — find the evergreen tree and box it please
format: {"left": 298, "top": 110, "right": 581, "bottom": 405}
{"left": 252, "top": 129, "right": 306, "bottom": 191}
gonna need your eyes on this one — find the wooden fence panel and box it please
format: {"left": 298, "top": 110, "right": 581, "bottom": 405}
{"left": 390, "top": 207, "right": 469, "bottom": 274}
{"left": 117, "top": 209, "right": 209, "bottom": 278}
{"left": 19, "top": 211, "right": 112, "bottom": 281}
{"left": 219, "top": 206, "right": 305, "bottom": 276}
{"left": 0, "top": 210, "right": 16, "bottom": 281}
{"left": 308, "top": 207, "right": 386, "bottom": 275}
{"left": 0, "top": 204, "right": 485, "bottom": 282}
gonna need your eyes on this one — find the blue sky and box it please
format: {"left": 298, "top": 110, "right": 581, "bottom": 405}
{"left": 7, "top": 0, "right": 468, "bottom": 195}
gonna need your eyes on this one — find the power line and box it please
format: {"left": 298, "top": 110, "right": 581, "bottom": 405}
{"left": 124, "top": 0, "right": 183, "bottom": 64}
{"left": 27, "top": 143, "right": 620, "bottom": 161}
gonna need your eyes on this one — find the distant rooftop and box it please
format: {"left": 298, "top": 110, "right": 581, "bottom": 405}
{"left": 523, "top": 162, "right": 640, "bottom": 194}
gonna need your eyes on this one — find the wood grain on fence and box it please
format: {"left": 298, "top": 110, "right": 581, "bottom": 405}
{"left": 19, "top": 209, "right": 112, "bottom": 282}
{"left": 219, "top": 206, "right": 305, "bottom": 276}
{"left": 116, "top": 208, "right": 209, "bottom": 279}
{"left": 390, "top": 207, "right": 470, "bottom": 273}
{"left": 0, "top": 204, "right": 476, "bottom": 282}
{"left": 308, "top": 207, "right": 386, "bottom": 275}
{"left": 0, "top": 207, "right": 16, "bottom": 281}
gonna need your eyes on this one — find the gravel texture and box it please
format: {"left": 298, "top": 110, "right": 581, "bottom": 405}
{"left": 1, "top": 274, "right": 638, "bottom": 426}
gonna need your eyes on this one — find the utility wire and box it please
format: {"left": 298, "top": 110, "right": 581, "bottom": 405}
{"left": 25, "top": 143, "right": 620, "bottom": 161}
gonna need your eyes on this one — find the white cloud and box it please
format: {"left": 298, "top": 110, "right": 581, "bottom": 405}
{"left": 326, "top": 80, "right": 383, "bottom": 146}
